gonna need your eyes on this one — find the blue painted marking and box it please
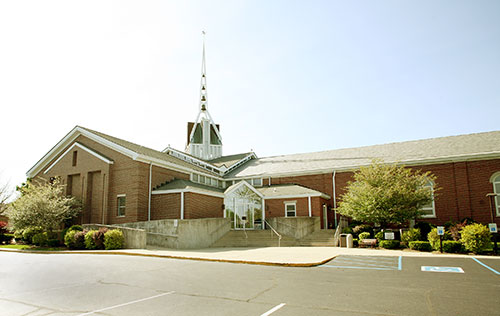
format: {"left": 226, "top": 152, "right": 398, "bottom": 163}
{"left": 398, "top": 256, "right": 402, "bottom": 271}
{"left": 472, "top": 258, "right": 500, "bottom": 275}
{"left": 421, "top": 266, "right": 464, "bottom": 273}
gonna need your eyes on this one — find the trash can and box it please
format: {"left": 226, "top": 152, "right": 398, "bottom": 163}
{"left": 340, "top": 234, "right": 348, "bottom": 247}
{"left": 346, "top": 234, "right": 353, "bottom": 248}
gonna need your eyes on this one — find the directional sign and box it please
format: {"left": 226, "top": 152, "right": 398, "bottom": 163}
{"left": 421, "top": 266, "right": 464, "bottom": 273}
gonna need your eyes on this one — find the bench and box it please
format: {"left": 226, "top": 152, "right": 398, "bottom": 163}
{"left": 359, "top": 239, "right": 377, "bottom": 248}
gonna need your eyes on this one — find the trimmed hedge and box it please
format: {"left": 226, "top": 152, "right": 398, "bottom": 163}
{"left": 22, "top": 227, "right": 43, "bottom": 244}
{"left": 84, "top": 230, "right": 98, "bottom": 250}
{"left": 104, "top": 230, "right": 124, "bottom": 250}
{"left": 32, "top": 232, "right": 48, "bottom": 246}
{"left": 442, "top": 240, "right": 464, "bottom": 253}
{"left": 379, "top": 240, "right": 400, "bottom": 249}
{"left": 409, "top": 241, "right": 432, "bottom": 252}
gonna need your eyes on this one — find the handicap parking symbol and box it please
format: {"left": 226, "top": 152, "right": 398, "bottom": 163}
{"left": 421, "top": 266, "right": 464, "bottom": 273}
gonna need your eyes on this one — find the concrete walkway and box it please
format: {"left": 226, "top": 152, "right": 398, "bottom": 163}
{"left": 1, "top": 246, "right": 499, "bottom": 267}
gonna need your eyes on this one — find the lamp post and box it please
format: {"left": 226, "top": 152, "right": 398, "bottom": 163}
{"left": 486, "top": 193, "right": 498, "bottom": 255}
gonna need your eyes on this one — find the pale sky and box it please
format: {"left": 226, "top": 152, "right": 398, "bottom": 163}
{"left": 1, "top": 0, "right": 499, "bottom": 195}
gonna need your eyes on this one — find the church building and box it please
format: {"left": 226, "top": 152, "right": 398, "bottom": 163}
{"left": 26, "top": 40, "right": 500, "bottom": 231}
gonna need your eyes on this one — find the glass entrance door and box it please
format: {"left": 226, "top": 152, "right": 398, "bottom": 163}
{"left": 235, "top": 202, "right": 254, "bottom": 229}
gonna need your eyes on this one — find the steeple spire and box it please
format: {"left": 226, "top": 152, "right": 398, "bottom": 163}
{"left": 185, "top": 31, "right": 223, "bottom": 160}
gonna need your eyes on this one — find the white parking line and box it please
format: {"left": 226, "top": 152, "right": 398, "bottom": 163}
{"left": 261, "top": 303, "right": 286, "bottom": 316}
{"left": 76, "top": 291, "right": 175, "bottom": 316}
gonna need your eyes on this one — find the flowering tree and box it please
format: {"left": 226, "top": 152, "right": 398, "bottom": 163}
{"left": 6, "top": 178, "right": 81, "bottom": 232}
{"left": 337, "top": 160, "right": 437, "bottom": 227}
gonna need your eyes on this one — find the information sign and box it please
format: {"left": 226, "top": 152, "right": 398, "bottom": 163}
{"left": 437, "top": 226, "right": 445, "bottom": 235}
{"left": 489, "top": 223, "right": 498, "bottom": 233}
{"left": 384, "top": 232, "right": 395, "bottom": 240}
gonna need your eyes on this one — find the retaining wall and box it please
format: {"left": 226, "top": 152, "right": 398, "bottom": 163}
{"left": 82, "top": 224, "right": 147, "bottom": 249}
{"left": 267, "top": 217, "right": 320, "bottom": 240}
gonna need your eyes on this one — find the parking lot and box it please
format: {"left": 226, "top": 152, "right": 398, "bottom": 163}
{"left": 1, "top": 251, "right": 499, "bottom": 316}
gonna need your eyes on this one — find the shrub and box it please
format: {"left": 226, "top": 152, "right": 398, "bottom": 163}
{"left": 442, "top": 241, "right": 464, "bottom": 253}
{"left": 358, "top": 232, "right": 371, "bottom": 240}
{"left": 32, "top": 232, "right": 48, "bottom": 246}
{"left": 352, "top": 224, "right": 373, "bottom": 236}
{"left": 84, "top": 230, "right": 98, "bottom": 250}
{"left": 460, "top": 223, "right": 491, "bottom": 254}
{"left": 402, "top": 228, "right": 421, "bottom": 244}
{"left": 46, "top": 238, "right": 60, "bottom": 247}
{"left": 22, "top": 227, "right": 43, "bottom": 244}
{"left": 68, "top": 225, "right": 83, "bottom": 232}
{"left": 379, "top": 240, "right": 400, "bottom": 249}
{"left": 64, "top": 230, "right": 77, "bottom": 249}
{"left": 0, "top": 221, "right": 8, "bottom": 234}
{"left": 375, "top": 231, "right": 384, "bottom": 242}
{"left": 94, "top": 228, "right": 108, "bottom": 250}
{"left": 1, "top": 233, "right": 14, "bottom": 244}
{"left": 353, "top": 238, "right": 359, "bottom": 247}
{"left": 14, "top": 230, "right": 23, "bottom": 241}
{"left": 409, "top": 241, "right": 432, "bottom": 251}
{"left": 73, "top": 231, "right": 86, "bottom": 250}
{"left": 414, "top": 222, "right": 433, "bottom": 241}
{"left": 104, "top": 230, "right": 124, "bottom": 250}
{"left": 341, "top": 227, "right": 353, "bottom": 234}
{"left": 428, "top": 228, "right": 451, "bottom": 251}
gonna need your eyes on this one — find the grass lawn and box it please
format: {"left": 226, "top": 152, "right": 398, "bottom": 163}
{"left": 0, "top": 244, "right": 67, "bottom": 251}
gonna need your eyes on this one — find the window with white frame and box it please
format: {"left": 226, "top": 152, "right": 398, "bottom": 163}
{"left": 252, "top": 178, "right": 263, "bottom": 187}
{"left": 493, "top": 173, "right": 500, "bottom": 216}
{"left": 117, "top": 195, "right": 126, "bottom": 217}
{"left": 285, "top": 201, "right": 297, "bottom": 217}
{"left": 420, "top": 181, "right": 435, "bottom": 218}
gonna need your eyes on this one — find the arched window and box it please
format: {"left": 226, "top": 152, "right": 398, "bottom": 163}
{"left": 421, "top": 181, "right": 436, "bottom": 218}
{"left": 492, "top": 173, "right": 500, "bottom": 216}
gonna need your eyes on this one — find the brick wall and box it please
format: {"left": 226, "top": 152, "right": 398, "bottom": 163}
{"left": 151, "top": 193, "right": 181, "bottom": 220}
{"left": 184, "top": 192, "right": 223, "bottom": 219}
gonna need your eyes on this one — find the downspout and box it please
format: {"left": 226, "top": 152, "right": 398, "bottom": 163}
{"left": 308, "top": 196, "right": 312, "bottom": 217}
{"left": 148, "top": 162, "right": 152, "bottom": 221}
{"left": 180, "top": 191, "right": 185, "bottom": 220}
{"left": 332, "top": 170, "right": 337, "bottom": 228}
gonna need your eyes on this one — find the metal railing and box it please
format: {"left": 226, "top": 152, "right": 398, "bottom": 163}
{"left": 264, "top": 219, "right": 282, "bottom": 247}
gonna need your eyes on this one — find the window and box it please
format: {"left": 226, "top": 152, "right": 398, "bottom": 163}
{"left": 117, "top": 195, "right": 126, "bottom": 217}
{"left": 192, "top": 174, "right": 198, "bottom": 182}
{"left": 493, "top": 174, "right": 500, "bottom": 216}
{"left": 420, "top": 182, "right": 435, "bottom": 218}
{"left": 252, "top": 178, "right": 262, "bottom": 187}
{"left": 199, "top": 175, "right": 205, "bottom": 184}
{"left": 285, "top": 202, "right": 296, "bottom": 217}
{"left": 72, "top": 151, "right": 77, "bottom": 166}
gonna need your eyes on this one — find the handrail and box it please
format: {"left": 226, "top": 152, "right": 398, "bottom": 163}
{"left": 264, "top": 219, "right": 282, "bottom": 247}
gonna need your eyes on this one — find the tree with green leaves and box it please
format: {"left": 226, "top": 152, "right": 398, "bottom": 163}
{"left": 6, "top": 178, "right": 81, "bottom": 232}
{"left": 337, "top": 160, "right": 437, "bottom": 227}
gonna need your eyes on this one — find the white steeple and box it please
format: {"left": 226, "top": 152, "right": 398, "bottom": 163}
{"left": 186, "top": 31, "right": 223, "bottom": 160}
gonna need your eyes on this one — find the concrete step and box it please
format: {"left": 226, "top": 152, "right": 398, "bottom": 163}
{"left": 211, "top": 230, "right": 298, "bottom": 247}
{"left": 298, "top": 229, "right": 336, "bottom": 246}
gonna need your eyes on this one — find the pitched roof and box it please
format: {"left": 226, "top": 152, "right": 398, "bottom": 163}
{"left": 208, "top": 152, "right": 254, "bottom": 168}
{"left": 77, "top": 126, "right": 219, "bottom": 176}
{"left": 153, "top": 179, "right": 224, "bottom": 195}
{"left": 226, "top": 131, "right": 500, "bottom": 178}
{"left": 257, "top": 184, "right": 330, "bottom": 199}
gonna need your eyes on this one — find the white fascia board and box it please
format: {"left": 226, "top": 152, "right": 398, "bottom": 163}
{"left": 135, "top": 156, "right": 221, "bottom": 179}
{"left": 223, "top": 180, "right": 264, "bottom": 198}
{"left": 152, "top": 188, "right": 224, "bottom": 198}
{"left": 27, "top": 126, "right": 139, "bottom": 178}
{"left": 44, "top": 142, "right": 113, "bottom": 174}
{"left": 223, "top": 153, "right": 257, "bottom": 174}
{"left": 164, "top": 147, "right": 223, "bottom": 173}
{"left": 263, "top": 193, "right": 331, "bottom": 200}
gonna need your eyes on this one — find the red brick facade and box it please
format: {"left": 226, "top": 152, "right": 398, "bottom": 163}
{"left": 33, "top": 131, "right": 500, "bottom": 228}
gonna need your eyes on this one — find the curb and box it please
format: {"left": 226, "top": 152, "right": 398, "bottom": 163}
{"left": 0, "top": 248, "right": 335, "bottom": 267}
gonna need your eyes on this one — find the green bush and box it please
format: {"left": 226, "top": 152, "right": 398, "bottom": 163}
{"left": 64, "top": 230, "right": 77, "bottom": 249}
{"left": 402, "top": 228, "right": 421, "bottom": 244}
{"left": 32, "top": 232, "right": 48, "bottom": 246}
{"left": 84, "top": 230, "right": 98, "bottom": 250}
{"left": 428, "top": 228, "right": 451, "bottom": 251}
{"left": 22, "top": 227, "right": 44, "bottom": 244}
{"left": 1, "top": 233, "right": 14, "bottom": 244}
{"left": 68, "top": 225, "right": 83, "bottom": 232}
{"left": 46, "top": 238, "right": 60, "bottom": 247}
{"left": 460, "top": 223, "right": 491, "bottom": 254}
{"left": 353, "top": 238, "right": 359, "bottom": 247}
{"left": 379, "top": 240, "right": 400, "bottom": 249}
{"left": 94, "top": 228, "right": 108, "bottom": 250}
{"left": 409, "top": 241, "right": 432, "bottom": 251}
{"left": 442, "top": 240, "right": 464, "bottom": 253}
{"left": 14, "top": 230, "right": 24, "bottom": 241}
{"left": 104, "top": 230, "right": 124, "bottom": 250}
{"left": 358, "top": 232, "right": 371, "bottom": 240}
{"left": 341, "top": 227, "right": 353, "bottom": 234}
{"left": 375, "top": 231, "right": 384, "bottom": 242}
